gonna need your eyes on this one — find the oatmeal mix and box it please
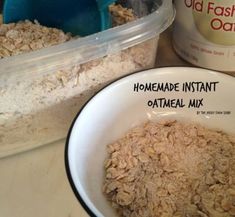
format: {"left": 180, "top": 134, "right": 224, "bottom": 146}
{"left": 109, "top": 4, "right": 136, "bottom": 26}
{"left": 0, "top": 4, "right": 158, "bottom": 156}
{"left": 103, "top": 120, "right": 235, "bottom": 217}
{"left": 0, "top": 20, "right": 71, "bottom": 58}
{"left": 0, "top": 4, "right": 136, "bottom": 59}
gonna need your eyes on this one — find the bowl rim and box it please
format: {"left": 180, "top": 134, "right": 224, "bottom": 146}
{"left": 65, "top": 111, "right": 97, "bottom": 217}
{"left": 64, "top": 66, "right": 234, "bottom": 217}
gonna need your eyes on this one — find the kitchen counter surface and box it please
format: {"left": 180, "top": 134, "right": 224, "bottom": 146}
{"left": 0, "top": 28, "right": 232, "bottom": 217}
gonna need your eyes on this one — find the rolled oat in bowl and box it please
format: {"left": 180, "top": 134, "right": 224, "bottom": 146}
{"left": 103, "top": 120, "right": 235, "bottom": 217}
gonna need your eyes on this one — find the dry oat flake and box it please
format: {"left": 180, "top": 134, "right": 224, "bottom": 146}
{"left": 0, "top": 20, "right": 71, "bottom": 58}
{"left": 0, "top": 4, "right": 158, "bottom": 155}
{"left": 0, "top": 4, "right": 135, "bottom": 59}
{"left": 103, "top": 120, "right": 235, "bottom": 217}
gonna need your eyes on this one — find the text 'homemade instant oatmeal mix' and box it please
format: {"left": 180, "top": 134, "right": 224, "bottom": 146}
{"left": 103, "top": 120, "right": 235, "bottom": 217}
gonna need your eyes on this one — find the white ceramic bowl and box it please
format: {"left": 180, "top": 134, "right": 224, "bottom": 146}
{"left": 65, "top": 67, "right": 235, "bottom": 217}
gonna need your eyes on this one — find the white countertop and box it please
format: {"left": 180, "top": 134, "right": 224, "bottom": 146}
{"left": 0, "top": 28, "right": 233, "bottom": 217}
{"left": 0, "top": 139, "right": 88, "bottom": 217}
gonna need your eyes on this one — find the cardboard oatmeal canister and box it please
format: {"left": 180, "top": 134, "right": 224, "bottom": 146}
{"left": 173, "top": 0, "right": 235, "bottom": 72}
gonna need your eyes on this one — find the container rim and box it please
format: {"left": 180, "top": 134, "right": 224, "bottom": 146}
{"left": 0, "top": 0, "right": 175, "bottom": 77}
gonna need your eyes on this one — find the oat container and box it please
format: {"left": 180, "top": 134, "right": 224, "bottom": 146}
{"left": 173, "top": 0, "right": 235, "bottom": 72}
{"left": 0, "top": 0, "right": 175, "bottom": 157}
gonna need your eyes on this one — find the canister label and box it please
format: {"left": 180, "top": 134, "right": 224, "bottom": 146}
{"left": 173, "top": 0, "right": 235, "bottom": 71}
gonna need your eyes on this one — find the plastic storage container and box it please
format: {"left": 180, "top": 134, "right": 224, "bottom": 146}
{"left": 0, "top": 0, "right": 175, "bottom": 158}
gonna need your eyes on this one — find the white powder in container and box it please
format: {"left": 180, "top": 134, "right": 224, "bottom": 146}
{"left": 0, "top": 5, "right": 159, "bottom": 156}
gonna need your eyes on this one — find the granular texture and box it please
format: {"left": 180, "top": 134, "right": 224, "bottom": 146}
{"left": 0, "top": 4, "right": 136, "bottom": 59}
{"left": 0, "top": 20, "right": 71, "bottom": 58}
{"left": 103, "top": 120, "right": 235, "bottom": 217}
{"left": 0, "top": 4, "right": 158, "bottom": 156}
{"left": 109, "top": 4, "right": 136, "bottom": 26}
